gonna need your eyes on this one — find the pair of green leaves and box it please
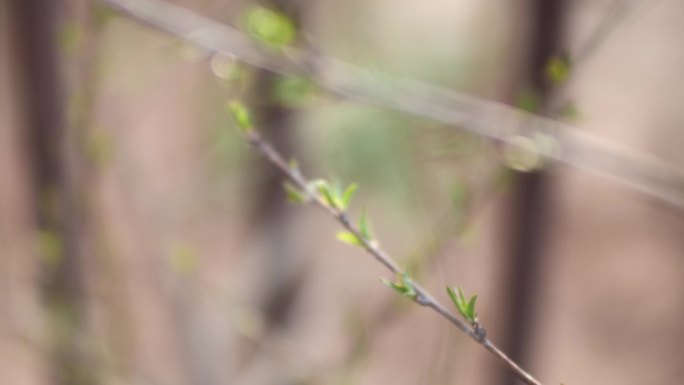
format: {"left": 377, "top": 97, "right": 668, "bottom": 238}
{"left": 336, "top": 209, "right": 373, "bottom": 247}
{"left": 447, "top": 286, "right": 478, "bottom": 325}
{"left": 382, "top": 272, "right": 417, "bottom": 300}
{"left": 284, "top": 177, "right": 373, "bottom": 247}
{"left": 314, "top": 179, "right": 357, "bottom": 211}
{"left": 545, "top": 55, "right": 570, "bottom": 85}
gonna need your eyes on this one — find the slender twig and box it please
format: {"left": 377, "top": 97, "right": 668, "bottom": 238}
{"left": 241, "top": 126, "right": 542, "bottom": 385}
{"left": 573, "top": 0, "right": 650, "bottom": 66}
{"left": 550, "top": 0, "right": 654, "bottom": 114}
{"left": 103, "top": 0, "right": 684, "bottom": 210}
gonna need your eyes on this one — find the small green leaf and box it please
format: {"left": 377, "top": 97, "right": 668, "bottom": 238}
{"left": 447, "top": 286, "right": 459, "bottom": 307}
{"left": 340, "top": 183, "right": 358, "bottom": 210}
{"left": 382, "top": 273, "right": 416, "bottom": 299}
{"left": 314, "top": 180, "right": 337, "bottom": 208}
{"left": 358, "top": 209, "right": 372, "bottom": 241}
{"left": 283, "top": 182, "right": 306, "bottom": 203}
{"left": 331, "top": 179, "right": 344, "bottom": 208}
{"left": 458, "top": 287, "right": 467, "bottom": 304}
{"left": 381, "top": 278, "right": 404, "bottom": 294}
{"left": 400, "top": 273, "right": 416, "bottom": 298}
{"left": 227, "top": 100, "right": 253, "bottom": 131}
{"left": 245, "top": 6, "right": 296, "bottom": 47}
{"left": 465, "top": 295, "right": 478, "bottom": 321}
{"left": 545, "top": 55, "right": 570, "bottom": 85}
{"left": 336, "top": 231, "right": 363, "bottom": 246}
{"left": 447, "top": 286, "right": 478, "bottom": 323}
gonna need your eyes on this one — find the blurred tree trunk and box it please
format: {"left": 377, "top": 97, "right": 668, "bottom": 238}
{"left": 499, "top": 1, "right": 566, "bottom": 384}
{"left": 233, "top": 2, "right": 309, "bottom": 384}
{"left": 9, "top": 0, "right": 95, "bottom": 384}
{"left": 249, "top": 0, "right": 306, "bottom": 330}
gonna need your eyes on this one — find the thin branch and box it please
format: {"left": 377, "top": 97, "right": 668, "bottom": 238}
{"left": 549, "top": 0, "right": 655, "bottom": 113}
{"left": 572, "top": 0, "right": 650, "bottom": 66}
{"left": 103, "top": 0, "right": 684, "bottom": 210}
{"left": 242, "top": 126, "right": 543, "bottom": 385}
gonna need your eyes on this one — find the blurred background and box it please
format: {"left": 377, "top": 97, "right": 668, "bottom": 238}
{"left": 2, "top": 0, "right": 684, "bottom": 385}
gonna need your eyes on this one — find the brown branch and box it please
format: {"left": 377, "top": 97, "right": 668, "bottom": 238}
{"left": 242, "top": 127, "right": 543, "bottom": 385}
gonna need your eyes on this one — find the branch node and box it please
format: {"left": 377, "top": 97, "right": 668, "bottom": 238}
{"left": 473, "top": 320, "right": 487, "bottom": 342}
{"left": 415, "top": 293, "right": 430, "bottom": 306}
{"left": 338, "top": 212, "right": 351, "bottom": 226}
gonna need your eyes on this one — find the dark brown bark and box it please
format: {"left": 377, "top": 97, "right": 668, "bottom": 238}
{"left": 9, "top": 1, "right": 92, "bottom": 384}
{"left": 500, "top": 2, "right": 566, "bottom": 384}
{"left": 249, "top": 0, "right": 305, "bottom": 329}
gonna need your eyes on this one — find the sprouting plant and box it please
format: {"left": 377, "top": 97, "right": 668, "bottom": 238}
{"left": 312, "top": 179, "right": 357, "bottom": 211}
{"left": 447, "top": 286, "right": 478, "bottom": 325}
{"left": 381, "top": 272, "right": 417, "bottom": 300}
{"left": 227, "top": 101, "right": 542, "bottom": 385}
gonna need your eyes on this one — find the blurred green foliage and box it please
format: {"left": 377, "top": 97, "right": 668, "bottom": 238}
{"left": 318, "top": 106, "right": 416, "bottom": 208}
{"left": 228, "top": 100, "right": 254, "bottom": 131}
{"left": 545, "top": 55, "right": 570, "bottom": 85}
{"left": 244, "top": 6, "right": 296, "bottom": 48}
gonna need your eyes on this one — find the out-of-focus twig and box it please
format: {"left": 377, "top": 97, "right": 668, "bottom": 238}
{"left": 572, "top": 0, "right": 651, "bottom": 66}
{"left": 103, "top": 0, "right": 684, "bottom": 210}
{"left": 550, "top": 0, "right": 655, "bottom": 113}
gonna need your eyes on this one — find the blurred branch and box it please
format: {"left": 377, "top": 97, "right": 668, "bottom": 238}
{"left": 550, "top": 0, "right": 653, "bottom": 113}
{"left": 572, "top": 0, "right": 650, "bottom": 66}
{"left": 236, "top": 121, "right": 543, "bottom": 385}
{"left": 103, "top": 0, "right": 684, "bottom": 210}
